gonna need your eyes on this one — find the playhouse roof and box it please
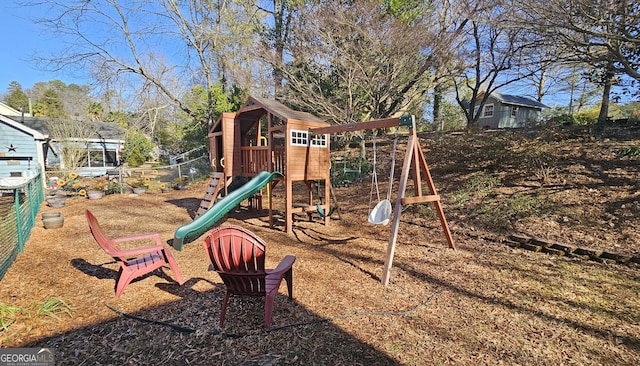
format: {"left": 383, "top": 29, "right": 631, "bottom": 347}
{"left": 238, "top": 96, "right": 325, "bottom": 124}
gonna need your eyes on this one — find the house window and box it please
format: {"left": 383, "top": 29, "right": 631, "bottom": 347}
{"left": 290, "top": 129, "right": 327, "bottom": 147}
{"left": 88, "top": 148, "right": 118, "bottom": 167}
{"left": 482, "top": 104, "right": 494, "bottom": 118}
{"left": 511, "top": 106, "right": 518, "bottom": 117}
{"left": 88, "top": 149, "right": 104, "bottom": 167}
{"left": 105, "top": 150, "right": 118, "bottom": 166}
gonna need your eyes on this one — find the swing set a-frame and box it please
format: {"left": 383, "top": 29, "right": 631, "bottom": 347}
{"left": 310, "top": 115, "right": 455, "bottom": 286}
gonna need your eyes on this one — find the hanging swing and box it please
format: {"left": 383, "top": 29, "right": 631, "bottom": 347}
{"left": 316, "top": 180, "right": 336, "bottom": 218}
{"left": 342, "top": 142, "right": 363, "bottom": 175}
{"left": 317, "top": 200, "right": 335, "bottom": 218}
{"left": 368, "top": 132, "right": 398, "bottom": 226}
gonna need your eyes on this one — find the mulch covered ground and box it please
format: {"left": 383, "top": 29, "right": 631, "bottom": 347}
{"left": 1, "top": 129, "right": 639, "bottom": 365}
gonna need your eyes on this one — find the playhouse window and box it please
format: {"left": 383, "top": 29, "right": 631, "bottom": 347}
{"left": 511, "top": 106, "right": 518, "bottom": 117}
{"left": 290, "top": 129, "right": 327, "bottom": 147}
{"left": 311, "top": 134, "right": 327, "bottom": 147}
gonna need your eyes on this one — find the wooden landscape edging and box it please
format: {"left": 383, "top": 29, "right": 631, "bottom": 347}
{"left": 505, "top": 234, "right": 640, "bottom": 265}
{"left": 456, "top": 230, "right": 640, "bottom": 266}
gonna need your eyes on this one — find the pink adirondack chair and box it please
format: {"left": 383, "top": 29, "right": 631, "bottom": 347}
{"left": 85, "top": 209, "right": 184, "bottom": 297}
{"left": 203, "top": 225, "right": 296, "bottom": 327}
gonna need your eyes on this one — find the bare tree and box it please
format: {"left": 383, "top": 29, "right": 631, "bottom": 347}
{"left": 512, "top": 47, "right": 568, "bottom": 103}
{"left": 256, "top": 0, "right": 302, "bottom": 98}
{"left": 26, "top": 0, "right": 260, "bottom": 128}
{"left": 46, "top": 119, "right": 99, "bottom": 171}
{"left": 266, "top": 0, "right": 468, "bottom": 125}
{"left": 449, "top": 2, "right": 548, "bottom": 129}
{"left": 563, "top": 65, "right": 602, "bottom": 114}
{"left": 514, "top": 0, "right": 640, "bottom": 123}
{"left": 521, "top": 0, "right": 640, "bottom": 82}
{"left": 60, "top": 84, "right": 93, "bottom": 120}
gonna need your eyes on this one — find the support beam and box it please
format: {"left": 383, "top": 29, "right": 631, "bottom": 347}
{"left": 415, "top": 143, "right": 455, "bottom": 249}
{"left": 310, "top": 118, "right": 400, "bottom": 135}
{"left": 381, "top": 128, "right": 455, "bottom": 285}
{"left": 401, "top": 195, "right": 441, "bottom": 205}
{"left": 382, "top": 133, "right": 416, "bottom": 286}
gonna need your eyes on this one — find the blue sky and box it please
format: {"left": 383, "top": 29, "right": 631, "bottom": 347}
{"left": 1, "top": 1, "right": 610, "bottom": 109}
{"left": 0, "top": 2, "right": 89, "bottom": 96}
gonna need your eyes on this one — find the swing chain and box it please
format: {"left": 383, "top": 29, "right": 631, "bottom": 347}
{"left": 368, "top": 130, "right": 398, "bottom": 213}
{"left": 369, "top": 133, "right": 381, "bottom": 214}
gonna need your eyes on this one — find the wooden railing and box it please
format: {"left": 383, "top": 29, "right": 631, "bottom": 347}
{"left": 273, "top": 146, "right": 285, "bottom": 174}
{"left": 240, "top": 146, "right": 285, "bottom": 176}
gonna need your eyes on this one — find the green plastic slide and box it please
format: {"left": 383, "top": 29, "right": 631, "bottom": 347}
{"left": 172, "top": 171, "right": 282, "bottom": 250}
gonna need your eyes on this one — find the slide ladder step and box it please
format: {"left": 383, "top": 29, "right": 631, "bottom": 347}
{"left": 196, "top": 173, "right": 225, "bottom": 217}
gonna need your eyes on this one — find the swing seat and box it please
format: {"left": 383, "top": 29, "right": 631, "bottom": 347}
{"left": 317, "top": 203, "right": 335, "bottom": 218}
{"left": 368, "top": 199, "right": 392, "bottom": 226}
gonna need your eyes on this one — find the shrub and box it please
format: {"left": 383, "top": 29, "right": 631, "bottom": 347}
{"left": 123, "top": 130, "right": 154, "bottom": 167}
{"left": 129, "top": 177, "right": 150, "bottom": 188}
{"left": 126, "top": 147, "right": 146, "bottom": 167}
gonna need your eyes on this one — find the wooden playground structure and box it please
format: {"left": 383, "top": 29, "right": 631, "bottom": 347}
{"left": 203, "top": 96, "right": 332, "bottom": 231}
{"left": 202, "top": 96, "right": 454, "bottom": 285}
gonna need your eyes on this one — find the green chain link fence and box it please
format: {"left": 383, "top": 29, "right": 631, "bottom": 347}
{"left": 0, "top": 155, "right": 212, "bottom": 281}
{"left": 0, "top": 172, "right": 44, "bottom": 281}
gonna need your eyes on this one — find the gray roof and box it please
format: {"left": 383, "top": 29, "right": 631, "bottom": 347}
{"left": 1, "top": 115, "right": 125, "bottom": 141}
{"left": 491, "top": 92, "right": 549, "bottom": 109}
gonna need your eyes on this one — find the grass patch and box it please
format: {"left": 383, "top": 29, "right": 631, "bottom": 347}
{"left": 615, "top": 146, "right": 640, "bottom": 158}
{"left": 0, "top": 303, "right": 21, "bottom": 331}
{"left": 0, "top": 297, "right": 73, "bottom": 341}
{"left": 471, "top": 193, "right": 551, "bottom": 231}
{"left": 447, "top": 172, "right": 500, "bottom": 207}
{"left": 35, "top": 298, "right": 74, "bottom": 319}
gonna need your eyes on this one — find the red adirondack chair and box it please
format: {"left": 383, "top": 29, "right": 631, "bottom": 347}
{"left": 203, "top": 225, "right": 296, "bottom": 327}
{"left": 85, "top": 209, "right": 184, "bottom": 297}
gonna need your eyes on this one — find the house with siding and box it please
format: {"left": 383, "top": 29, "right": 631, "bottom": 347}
{"left": 471, "top": 92, "right": 549, "bottom": 129}
{"left": 0, "top": 102, "right": 125, "bottom": 178}
{"left": 0, "top": 114, "right": 48, "bottom": 180}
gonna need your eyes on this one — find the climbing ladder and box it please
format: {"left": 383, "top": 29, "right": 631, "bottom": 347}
{"left": 195, "top": 172, "right": 227, "bottom": 217}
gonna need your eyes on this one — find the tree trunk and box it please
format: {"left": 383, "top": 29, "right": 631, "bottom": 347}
{"left": 597, "top": 75, "right": 612, "bottom": 125}
{"left": 594, "top": 67, "right": 614, "bottom": 134}
{"left": 433, "top": 83, "right": 444, "bottom": 130}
